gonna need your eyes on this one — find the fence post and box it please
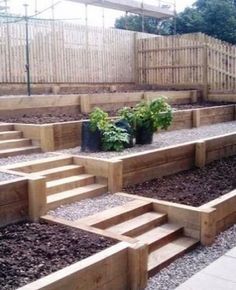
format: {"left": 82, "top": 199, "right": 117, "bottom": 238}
{"left": 203, "top": 44, "right": 209, "bottom": 101}
{"left": 28, "top": 176, "right": 47, "bottom": 222}
{"left": 128, "top": 242, "right": 148, "bottom": 290}
{"left": 133, "top": 32, "right": 139, "bottom": 84}
{"left": 192, "top": 109, "right": 200, "bottom": 128}
{"left": 80, "top": 95, "right": 91, "bottom": 114}
{"left": 195, "top": 140, "right": 206, "bottom": 168}
{"left": 40, "top": 124, "right": 55, "bottom": 152}
{"left": 201, "top": 208, "right": 217, "bottom": 246}
{"left": 108, "top": 160, "right": 123, "bottom": 193}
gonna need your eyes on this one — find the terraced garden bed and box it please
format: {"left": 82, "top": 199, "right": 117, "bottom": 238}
{"left": 0, "top": 101, "right": 231, "bottom": 124}
{"left": 124, "top": 155, "right": 236, "bottom": 207}
{"left": 0, "top": 222, "right": 115, "bottom": 290}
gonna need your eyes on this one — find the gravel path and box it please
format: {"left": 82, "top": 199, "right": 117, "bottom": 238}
{"left": 60, "top": 121, "right": 236, "bottom": 159}
{"left": 0, "top": 172, "right": 21, "bottom": 182}
{"left": 0, "top": 152, "right": 57, "bottom": 166}
{"left": 146, "top": 225, "right": 236, "bottom": 290}
{"left": 48, "top": 194, "right": 134, "bottom": 221}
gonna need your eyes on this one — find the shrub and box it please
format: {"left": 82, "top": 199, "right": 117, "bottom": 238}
{"left": 102, "top": 123, "right": 129, "bottom": 152}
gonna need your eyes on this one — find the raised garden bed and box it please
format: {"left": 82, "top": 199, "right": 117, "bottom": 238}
{"left": 124, "top": 155, "right": 236, "bottom": 207}
{"left": 0, "top": 221, "right": 115, "bottom": 290}
{"left": 0, "top": 101, "right": 232, "bottom": 124}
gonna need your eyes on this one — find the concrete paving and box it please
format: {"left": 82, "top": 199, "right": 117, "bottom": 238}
{"left": 176, "top": 247, "right": 236, "bottom": 290}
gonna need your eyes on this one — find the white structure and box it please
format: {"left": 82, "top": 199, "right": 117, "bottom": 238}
{"left": 68, "top": 0, "right": 175, "bottom": 19}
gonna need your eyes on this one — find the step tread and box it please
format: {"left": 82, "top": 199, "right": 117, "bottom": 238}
{"left": 0, "top": 138, "right": 30, "bottom": 144}
{"left": 148, "top": 236, "right": 199, "bottom": 273}
{"left": 0, "top": 145, "right": 40, "bottom": 154}
{"left": 36, "top": 164, "right": 83, "bottom": 177}
{"left": 47, "top": 174, "right": 94, "bottom": 188}
{"left": 106, "top": 212, "right": 167, "bottom": 235}
{"left": 78, "top": 199, "right": 152, "bottom": 227}
{"left": 0, "top": 131, "right": 22, "bottom": 140}
{"left": 0, "top": 124, "right": 14, "bottom": 131}
{"left": 137, "top": 223, "right": 183, "bottom": 246}
{"left": 47, "top": 184, "right": 108, "bottom": 204}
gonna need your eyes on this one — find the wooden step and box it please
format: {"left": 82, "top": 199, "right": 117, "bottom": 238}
{"left": 137, "top": 223, "right": 183, "bottom": 253}
{"left": 46, "top": 174, "right": 95, "bottom": 195}
{"left": 46, "top": 184, "right": 108, "bottom": 210}
{"left": 0, "top": 146, "right": 41, "bottom": 158}
{"left": 0, "top": 138, "right": 31, "bottom": 150}
{"left": 0, "top": 131, "right": 22, "bottom": 141}
{"left": 36, "top": 165, "right": 84, "bottom": 181}
{"left": 106, "top": 212, "right": 167, "bottom": 237}
{"left": 78, "top": 199, "right": 153, "bottom": 229}
{"left": 0, "top": 124, "right": 14, "bottom": 132}
{"left": 148, "top": 236, "right": 199, "bottom": 277}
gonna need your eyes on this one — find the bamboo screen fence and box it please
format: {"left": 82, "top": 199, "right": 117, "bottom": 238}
{"left": 138, "top": 33, "right": 236, "bottom": 93}
{"left": 0, "top": 20, "right": 151, "bottom": 84}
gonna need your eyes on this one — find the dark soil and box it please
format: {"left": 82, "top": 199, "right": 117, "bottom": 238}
{"left": 0, "top": 111, "right": 118, "bottom": 124}
{"left": 124, "top": 155, "right": 236, "bottom": 207}
{"left": 173, "top": 101, "right": 234, "bottom": 110}
{"left": 0, "top": 102, "right": 234, "bottom": 124}
{"left": 0, "top": 222, "right": 115, "bottom": 290}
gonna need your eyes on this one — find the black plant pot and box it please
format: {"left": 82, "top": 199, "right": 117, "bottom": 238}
{"left": 81, "top": 122, "right": 102, "bottom": 152}
{"left": 135, "top": 125, "right": 153, "bottom": 145}
{"left": 115, "top": 119, "right": 134, "bottom": 148}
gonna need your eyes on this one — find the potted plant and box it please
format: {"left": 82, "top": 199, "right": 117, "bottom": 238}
{"left": 135, "top": 97, "right": 173, "bottom": 144}
{"left": 81, "top": 108, "right": 108, "bottom": 152}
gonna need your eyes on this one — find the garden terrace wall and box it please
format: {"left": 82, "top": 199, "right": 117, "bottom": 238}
{"left": 208, "top": 93, "right": 236, "bottom": 103}
{"left": 200, "top": 190, "right": 236, "bottom": 235}
{"left": 120, "top": 132, "right": 236, "bottom": 186}
{"left": 17, "top": 241, "right": 147, "bottom": 290}
{"left": 0, "top": 178, "right": 28, "bottom": 227}
{"left": 11, "top": 104, "right": 235, "bottom": 152}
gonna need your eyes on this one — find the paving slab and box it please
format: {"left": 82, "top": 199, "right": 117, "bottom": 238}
{"left": 176, "top": 247, "right": 236, "bottom": 290}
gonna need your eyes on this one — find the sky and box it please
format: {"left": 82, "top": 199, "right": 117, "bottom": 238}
{"left": 1, "top": 0, "right": 195, "bottom": 27}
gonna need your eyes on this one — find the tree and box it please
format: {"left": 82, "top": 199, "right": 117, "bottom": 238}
{"left": 114, "top": 0, "right": 236, "bottom": 44}
{"left": 114, "top": 14, "right": 171, "bottom": 35}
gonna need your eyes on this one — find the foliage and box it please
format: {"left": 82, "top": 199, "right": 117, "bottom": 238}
{"left": 102, "top": 123, "right": 129, "bottom": 152}
{"left": 118, "top": 97, "right": 173, "bottom": 133}
{"left": 114, "top": 0, "right": 236, "bottom": 44}
{"left": 89, "top": 107, "right": 109, "bottom": 132}
{"left": 118, "top": 107, "right": 136, "bottom": 135}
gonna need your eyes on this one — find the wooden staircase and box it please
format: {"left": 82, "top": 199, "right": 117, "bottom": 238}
{"left": 0, "top": 124, "right": 40, "bottom": 158}
{"left": 28, "top": 158, "right": 108, "bottom": 210}
{"left": 80, "top": 200, "right": 199, "bottom": 277}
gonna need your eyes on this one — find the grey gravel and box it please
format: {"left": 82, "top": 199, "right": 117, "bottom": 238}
{"left": 48, "top": 194, "right": 134, "bottom": 221}
{"left": 60, "top": 121, "right": 236, "bottom": 159}
{"left": 146, "top": 225, "right": 236, "bottom": 290}
{"left": 0, "top": 171, "right": 21, "bottom": 181}
{"left": 0, "top": 152, "right": 57, "bottom": 166}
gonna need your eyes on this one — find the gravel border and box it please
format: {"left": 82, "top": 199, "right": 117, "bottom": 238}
{"left": 48, "top": 194, "right": 134, "bottom": 221}
{"left": 0, "top": 172, "right": 21, "bottom": 182}
{"left": 146, "top": 225, "right": 236, "bottom": 290}
{"left": 0, "top": 152, "right": 58, "bottom": 167}
{"left": 60, "top": 121, "right": 236, "bottom": 159}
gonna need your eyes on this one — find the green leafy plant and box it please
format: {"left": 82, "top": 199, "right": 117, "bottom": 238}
{"left": 102, "top": 123, "right": 129, "bottom": 152}
{"left": 89, "top": 107, "right": 109, "bottom": 132}
{"left": 134, "top": 97, "right": 173, "bottom": 132}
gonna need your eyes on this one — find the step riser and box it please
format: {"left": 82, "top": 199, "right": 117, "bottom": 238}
{"left": 0, "top": 132, "right": 22, "bottom": 141}
{"left": 46, "top": 176, "right": 95, "bottom": 195}
{"left": 0, "top": 147, "right": 41, "bottom": 158}
{"left": 148, "top": 242, "right": 198, "bottom": 277}
{"left": 0, "top": 124, "right": 14, "bottom": 132}
{"left": 126, "top": 215, "right": 168, "bottom": 237}
{"left": 46, "top": 186, "right": 108, "bottom": 211}
{"left": 0, "top": 139, "right": 31, "bottom": 150}
{"left": 45, "top": 167, "right": 84, "bottom": 182}
{"left": 148, "top": 228, "right": 183, "bottom": 253}
{"left": 94, "top": 203, "right": 153, "bottom": 229}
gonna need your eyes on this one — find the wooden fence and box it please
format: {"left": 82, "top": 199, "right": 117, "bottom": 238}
{"left": 0, "top": 20, "right": 151, "bottom": 84}
{"left": 138, "top": 33, "right": 236, "bottom": 95}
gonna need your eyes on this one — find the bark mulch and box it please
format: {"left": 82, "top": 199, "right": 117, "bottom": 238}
{"left": 124, "top": 155, "right": 236, "bottom": 207}
{"left": 0, "top": 222, "right": 115, "bottom": 290}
